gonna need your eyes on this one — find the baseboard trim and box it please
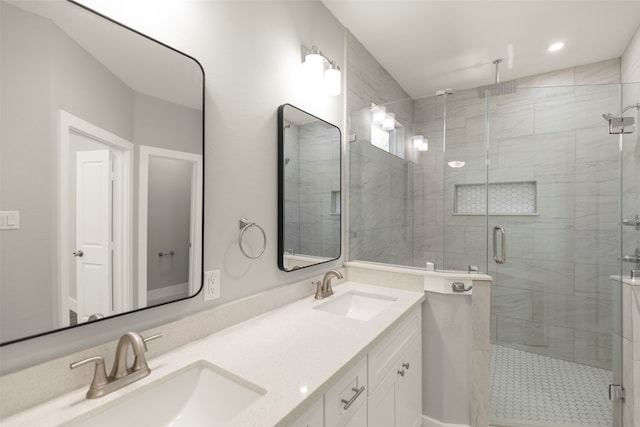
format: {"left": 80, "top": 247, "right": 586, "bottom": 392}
{"left": 422, "top": 414, "right": 470, "bottom": 427}
{"left": 147, "top": 282, "right": 189, "bottom": 304}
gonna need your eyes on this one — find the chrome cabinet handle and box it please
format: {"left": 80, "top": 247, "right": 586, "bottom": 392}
{"left": 402, "top": 362, "right": 410, "bottom": 370}
{"left": 73, "top": 250, "right": 84, "bottom": 257}
{"left": 493, "top": 226, "right": 506, "bottom": 264}
{"left": 397, "top": 369, "right": 405, "bottom": 377}
{"left": 340, "top": 386, "right": 365, "bottom": 410}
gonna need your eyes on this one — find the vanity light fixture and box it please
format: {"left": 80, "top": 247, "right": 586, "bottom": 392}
{"left": 371, "top": 105, "right": 387, "bottom": 125}
{"left": 413, "top": 135, "right": 425, "bottom": 148}
{"left": 302, "top": 45, "right": 341, "bottom": 96}
{"left": 382, "top": 113, "right": 395, "bottom": 131}
{"left": 418, "top": 139, "right": 429, "bottom": 152}
{"left": 325, "top": 60, "right": 341, "bottom": 96}
{"left": 448, "top": 160, "right": 466, "bottom": 168}
{"left": 548, "top": 41, "right": 565, "bottom": 52}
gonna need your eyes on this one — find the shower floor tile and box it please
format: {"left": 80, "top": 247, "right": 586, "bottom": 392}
{"left": 490, "top": 344, "right": 612, "bottom": 427}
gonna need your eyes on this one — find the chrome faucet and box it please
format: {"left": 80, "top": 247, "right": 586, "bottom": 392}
{"left": 70, "top": 331, "right": 161, "bottom": 399}
{"left": 314, "top": 269, "right": 343, "bottom": 299}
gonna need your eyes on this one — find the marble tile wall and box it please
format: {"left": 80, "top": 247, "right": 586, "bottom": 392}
{"left": 346, "top": 31, "right": 411, "bottom": 114}
{"left": 622, "top": 26, "right": 640, "bottom": 84}
{"left": 285, "top": 121, "right": 341, "bottom": 257}
{"left": 616, "top": 279, "right": 640, "bottom": 427}
{"left": 414, "top": 59, "right": 624, "bottom": 369}
{"left": 349, "top": 139, "right": 416, "bottom": 265}
{"left": 347, "top": 31, "right": 419, "bottom": 266}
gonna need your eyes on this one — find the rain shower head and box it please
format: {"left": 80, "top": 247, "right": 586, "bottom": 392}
{"left": 477, "top": 58, "right": 517, "bottom": 98}
{"left": 477, "top": 80, "right": 517, "bottom": 98}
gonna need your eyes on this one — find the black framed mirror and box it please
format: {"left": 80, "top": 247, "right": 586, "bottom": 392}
{"left": 277, "top": 104, "right": 341, "bottom": 271}
{"left": 0, "top": 0, "right": 204, "bottom": 344}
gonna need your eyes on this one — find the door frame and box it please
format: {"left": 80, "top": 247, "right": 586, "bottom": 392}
{"left": 59, "top": 111, "right": 133, "bottom": 326}
{"left": 137, "top": 145, "right": 202, "bottom": 308}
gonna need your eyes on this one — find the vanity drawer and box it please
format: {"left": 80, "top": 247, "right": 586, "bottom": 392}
{"left": 324, "top": 357, "right": 368, "bottom": 427}
{"left": 368, "top": 306, "right": 421, "bottom": 393}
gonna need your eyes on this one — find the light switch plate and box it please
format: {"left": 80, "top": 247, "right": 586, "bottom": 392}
{"left": 0, "top": 211, "right": 19, "bottom": 230}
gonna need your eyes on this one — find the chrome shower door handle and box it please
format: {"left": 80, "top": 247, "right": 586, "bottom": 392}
{"left": 493, "top": 226, "right": 506, "bottom": 264}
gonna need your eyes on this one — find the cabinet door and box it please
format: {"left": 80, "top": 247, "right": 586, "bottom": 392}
{"left": 396, "top": 338, "right": 421, "bottom": 427}
{"left": 290, "top": 396, "right": 323, "bottom": 427}
{"left": 344, "top": 399, "right": 367, "bottom": 427}
{"left": 368, "top": 366, "right": 396, "bottom": 427}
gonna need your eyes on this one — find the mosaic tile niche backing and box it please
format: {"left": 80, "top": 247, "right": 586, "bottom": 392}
{"left": 454, "top": 181, "right": 537, "bottom": 215}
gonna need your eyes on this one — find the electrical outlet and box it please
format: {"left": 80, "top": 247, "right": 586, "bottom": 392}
{"left": 203, "top": 269, "right": 221, "bottom": 301}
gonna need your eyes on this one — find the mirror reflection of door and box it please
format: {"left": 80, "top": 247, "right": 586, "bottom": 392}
{"left": 138, "top": 146, "right": 203, "bottom": 308}
{"left": 74, "top": 149, "right": 111, "bottom": 324}
{"left": 60, "top": 111, "right": 134, "bottom": 328}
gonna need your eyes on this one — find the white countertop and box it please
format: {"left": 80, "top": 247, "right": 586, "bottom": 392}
{"left": 2, "top": 281, "right": 424, "bottom": 427}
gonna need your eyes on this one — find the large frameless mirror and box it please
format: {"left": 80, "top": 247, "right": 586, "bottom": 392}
{"left": 0, "top": 0, "right": 204, "bottom": 344}
{"left": 277, "top": 104, "right": 341, "bottom": 271}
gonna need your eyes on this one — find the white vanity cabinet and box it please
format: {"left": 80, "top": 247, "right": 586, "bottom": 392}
{"left": 367, "top": 307, "right": 422, "bottom": 427}
{"left": 324, "top": 357, "right": 368, "bottom": 426}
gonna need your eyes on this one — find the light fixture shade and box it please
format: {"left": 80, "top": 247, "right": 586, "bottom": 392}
{"left": 371, "top": 106, "right": 386, "bottom": 125}
{"left": 447, "top": 160, "right": 466, "bottom": 168}
{"left": 324, "top": 65, "right": 341, "bottom": 96}
{"left": 382, "top": 113, "right": 395, "bottom": 131}
{"left": 418, "top": 139, "right": 429, "bottom": 152}
{"left": 304, "top": 50, "right": 324, "bottom": 86}
{"left": 413, "top": 135, "right": 424, "bottom": 148}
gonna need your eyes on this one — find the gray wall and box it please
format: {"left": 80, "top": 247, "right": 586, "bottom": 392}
{"left": 146, "top": 157, "right": 192, "bottom": 293}
{"left": 0, "top": 3, "right": 134, "bottom": 342}
{"left": 1, "top": 0, "right": 346, "bottom": 373}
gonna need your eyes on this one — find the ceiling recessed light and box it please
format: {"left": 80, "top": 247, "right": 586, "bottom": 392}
{"left": 548, "top": 42, "right": 565, "bottom": 52}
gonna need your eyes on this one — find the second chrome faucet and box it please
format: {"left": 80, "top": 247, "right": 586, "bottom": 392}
{"left": 314, "top": 270, "right": 343, "bottom": 299}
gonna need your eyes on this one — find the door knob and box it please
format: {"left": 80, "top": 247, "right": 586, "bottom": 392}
{"left": 73, "top": 250, "right": 84, "bottom": 257}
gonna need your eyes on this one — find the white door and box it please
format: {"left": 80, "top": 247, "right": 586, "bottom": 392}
{"left": 75, "top": 149, "right": 112, "bottom": 322}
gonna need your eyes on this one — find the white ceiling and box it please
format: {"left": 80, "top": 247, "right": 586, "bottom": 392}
{"left": 323, "top": 0, "right": 640, "bottom": 98}
{"left": 10, "top": 1, "right": 202, "bottom": 110}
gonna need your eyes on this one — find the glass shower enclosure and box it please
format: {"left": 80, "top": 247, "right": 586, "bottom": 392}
{"left": 349, "top": 80, "right": 639, "bottom": 426}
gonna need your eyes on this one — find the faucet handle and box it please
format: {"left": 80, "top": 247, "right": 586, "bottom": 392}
{"left": 313, "top": 281, "right": 323, "bottom": 299}
{"left": 142, "top": 332, "right": 163, "bottom": 349}
{"left": 70, "top": 356, "right": 109, "bottom": 395}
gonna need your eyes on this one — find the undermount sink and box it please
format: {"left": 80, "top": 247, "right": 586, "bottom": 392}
{"left": 71, "top": 361, "right": 265, "bottom": 427}
{"left": 314, "top": 291, "right": 397, "bottom": 321}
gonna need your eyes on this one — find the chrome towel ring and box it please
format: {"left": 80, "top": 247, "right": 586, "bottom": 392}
{"left": 239, "top": 218, "right": 266, "bottom": 259}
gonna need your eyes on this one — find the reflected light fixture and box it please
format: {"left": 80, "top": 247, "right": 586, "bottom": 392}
{"left": 418, "top": 139, "right": 429, "bottom": 152}
{"left": 548, "top": 41, "right": 565, "bottom": 52}
{"left": 371, "top": 105, "right": 387, "bottom": 125}
{"left": 413, "top": 135, "right": 424, "bottom": 148}
{"left": 382, "top": 113, "right": 395, "bottom": 131}
{"left": 447, "top": 160, "right": 466, "bottom": 168}
{"left": 302, "top": 45, "right": 341, "bottom": 96}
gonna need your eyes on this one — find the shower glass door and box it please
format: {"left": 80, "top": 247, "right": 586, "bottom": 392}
{"left": 486, "top": 82, "right": 622, "bottom": 427}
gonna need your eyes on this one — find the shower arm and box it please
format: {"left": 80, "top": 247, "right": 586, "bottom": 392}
{"left": 622, "top": 102, "right": 640, "bottom": 114}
